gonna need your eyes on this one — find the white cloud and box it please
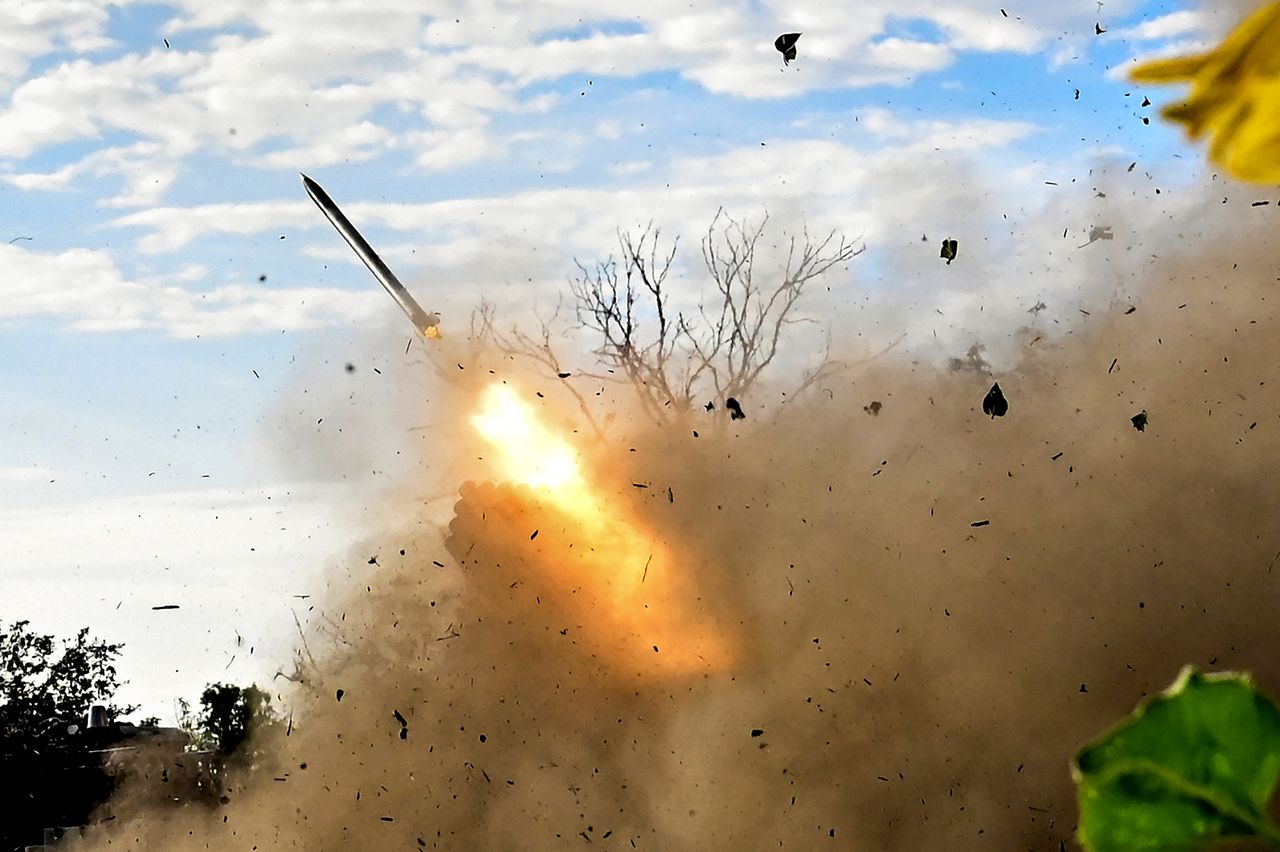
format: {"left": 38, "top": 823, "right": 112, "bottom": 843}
{"left": 0, "top": 242, "right": 383, "bottom": 337}
{"left": 858, "top": 108, "right": 1038, "bottom": 149}
{"left": 0, "top": 465, "right": 56, "bottom": 482}
{"left": 113, "top": 200, "right": 314, "bottom": 253}
{"left": 1119, "top": 10, "right": 1208, "bottom": 41}
{"left": 0, "top": 0, "right": 1142, "bottom": 211}
{"left": 594, "top": 120, "right": 624, "bottom": 140}
{"left": 102, "top": 116, "right": 1041, "bottom": 262}
{"left": 2, "top": 141, "right": 181, "bottom": 207}
{"left": 403, "top": 124, "right": 506, "bottom": 171}
{"left": 1106, "top": 39, "right": 1212, "bottom": 81}
{"left": 85, "top": 114, "right": 1076, "bottom": 362}
{"left": 609, "top": 160, "right": 653, "bottom": 176}
{"left": 0, "top": 0, "right": 124, "bottom": 86}
{"left": 0, "top": 481, "right": 364, "bottom": 718}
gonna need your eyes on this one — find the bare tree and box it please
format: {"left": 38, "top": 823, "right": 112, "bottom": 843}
{"left": 481, "top": 209, "right": 869, "bottom": 425}
{"left": 569, "top": 222, "right": 685, "bottom": 421}
{"left": 685, "top": 209, "right": 864, "bottom": 405}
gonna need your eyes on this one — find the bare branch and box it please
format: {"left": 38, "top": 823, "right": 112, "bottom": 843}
{"left": 480, "top": 209, "right": 865, "bottom": 430}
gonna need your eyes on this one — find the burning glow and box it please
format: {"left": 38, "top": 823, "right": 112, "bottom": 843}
{"left": 472, "top": 385, "right": 585, "bottom": 494}
{"left": 468, "top": 382, "right": 732, "bottom": 674}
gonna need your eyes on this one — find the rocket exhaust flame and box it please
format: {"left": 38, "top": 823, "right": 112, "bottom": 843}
{"left": 468, "top": 383, "right": 735, "bottom": 673}
{"left": 471, "top": 384, "right": 584, "bottom": 495}
{"left": 300, "top": 174, "right": 440, "bottom": 339}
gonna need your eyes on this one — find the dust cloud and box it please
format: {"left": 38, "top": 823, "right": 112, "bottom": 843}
{"left": 73, "top": 182, "right": 1280, "bottom": 850}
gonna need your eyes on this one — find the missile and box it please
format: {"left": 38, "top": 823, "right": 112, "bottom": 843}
{"left": 301, "top": 173, "right": 440, "bottom": 338}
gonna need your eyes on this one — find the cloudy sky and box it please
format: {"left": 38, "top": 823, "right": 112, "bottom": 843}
{"left": 0, "top": 0, "right": 1242, "bottom": 719}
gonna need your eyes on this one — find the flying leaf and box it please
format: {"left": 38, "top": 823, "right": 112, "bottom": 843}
{"left": 982, "top": 382, "right": 1008, "bottom": 418}
{"left": 775, "top": 32, "right": 801, "bottom": 65}
{"left": 1130, "top": 3, "right": 1280, "bottom": 184}
{"left": 940, "top": 238, "right": 958, "bottom": 264}
{"left": 1073, "top": 667, "right": 1280, "bottom": 852}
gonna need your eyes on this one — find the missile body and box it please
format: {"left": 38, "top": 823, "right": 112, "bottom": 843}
{"left": 301, "top": 174, "right": 439, "bottom": 338}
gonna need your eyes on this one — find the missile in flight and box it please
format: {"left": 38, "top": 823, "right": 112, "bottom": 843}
{"left": 301, "top": 173, "right": 440, "bottom": 339}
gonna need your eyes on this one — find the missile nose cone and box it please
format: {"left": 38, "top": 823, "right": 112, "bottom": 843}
{"left": 300, "top": 173, "right": 323, "bottom": 202}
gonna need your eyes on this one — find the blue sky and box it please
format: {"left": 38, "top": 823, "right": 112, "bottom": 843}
{"left": 0, "top": 0, "right": 1237, "bottom": 718}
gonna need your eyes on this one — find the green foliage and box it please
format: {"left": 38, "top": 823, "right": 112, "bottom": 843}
{"left": 1073, "top": 667, "right": 1280, "bottom": 851}
{"left": 178, "top": 682, "right": 276, "bottom": 757}
{"left": 0, "top": 621, "right": 135, "bottom": 850}
{"left": 0, "top": 620, "right": 134, "bottom": 756}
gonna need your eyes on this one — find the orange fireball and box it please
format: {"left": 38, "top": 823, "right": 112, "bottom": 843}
{"left": 465, "top": 383, "right": 732, "bottom": 675}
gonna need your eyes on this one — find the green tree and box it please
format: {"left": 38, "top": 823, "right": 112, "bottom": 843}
{"left": 0, "top": 620, "right": 135, "bottom": 758}
{"left": 0, "top": 620, "right": 136, "bottom": 850}
{"left": 178, "top": 682, "right": 276, "bottom": 758}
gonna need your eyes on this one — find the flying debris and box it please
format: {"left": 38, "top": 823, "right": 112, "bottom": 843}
{"left": 726, "top": 398, "right": 746, "bottom": 420}
{"left": 301, "top": 174, "right": 441, "bottom": 340}
{"left": 1079, "top": 225, "right": 1114, "bottom": 248}
{"left": 940, "top": 238, "right": 959, "bottom": 265}
{"left": 982, "top": 382, "right": 1008, "bottom": 418}
{"left": 775, "top": 33, "right": 801, "bottom": 65}
{"left": 1132, "top": 410, "right": 1148, "bottom": 432}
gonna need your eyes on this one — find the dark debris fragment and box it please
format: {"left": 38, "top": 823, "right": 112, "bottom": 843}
{"left": 726, "top": 398, "right": 746, "bottom": 420}
{"left": 863, "top": 401, "right": 882, "bottom": 416}
{"left": 982, "top": 382, "right": 1008, "bottom": 418}
{"left": 1131, "top": 410, "right": 1148, "bottom": 432}
{"left": 774, "top": 32, "right": 801, "bottom": 65}
{"left": 940, "top": 238, "right": 958, "bottom": 265}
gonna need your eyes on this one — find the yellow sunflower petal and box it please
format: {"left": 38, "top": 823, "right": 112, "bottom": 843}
{"left": 1131, "top": 2, "right": 1280, "bottom": 184}
{"left": 1130, "top": 53, "right": 1210, "bottom": 84}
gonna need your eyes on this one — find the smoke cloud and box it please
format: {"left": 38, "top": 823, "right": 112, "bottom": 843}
{"left": 70, "top": 173, "right": 1280, "bottom": 850}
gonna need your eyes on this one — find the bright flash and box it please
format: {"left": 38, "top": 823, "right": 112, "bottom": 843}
{"left": 471, "top": 384, "right": 584, "bottom": 495}
{"left": 466, "top": 381, "right": 734, "bottom": 674}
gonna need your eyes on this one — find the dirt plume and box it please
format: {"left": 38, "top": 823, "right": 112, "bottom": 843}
{"left": 73, "top": 186, "right": 1280, "bottom": 850}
